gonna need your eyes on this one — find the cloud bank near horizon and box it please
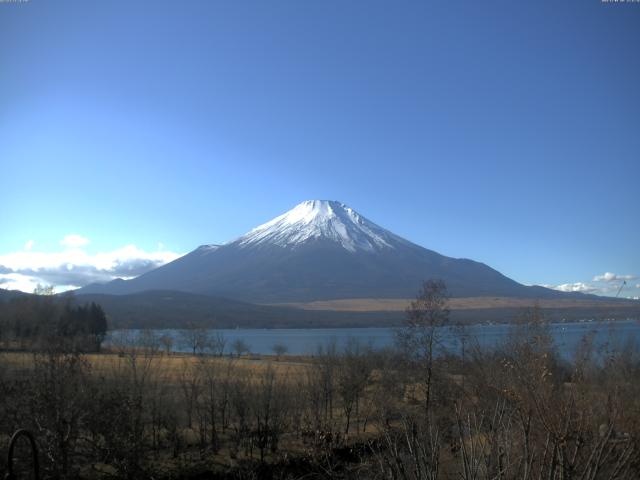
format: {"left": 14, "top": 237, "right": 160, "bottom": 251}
{"left": 0, "top": 236, "right": 183, "bottom": 293}
{"left": 542, "top": 272, "right": 639, "bottom": 299}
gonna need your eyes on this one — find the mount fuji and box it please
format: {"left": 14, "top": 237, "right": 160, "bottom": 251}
{"left": 78, "top": 200, "right": 572, "bottom": 303}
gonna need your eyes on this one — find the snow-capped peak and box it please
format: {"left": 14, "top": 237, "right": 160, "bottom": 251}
{"left": 235, "top": 200, "right": 402, "bottom": 252}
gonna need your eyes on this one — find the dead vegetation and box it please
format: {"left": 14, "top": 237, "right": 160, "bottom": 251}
{"left": 0, "top": 282, "right": 639, "bottom": 479}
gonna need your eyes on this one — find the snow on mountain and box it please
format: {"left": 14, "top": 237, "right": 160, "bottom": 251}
{"left": 78, "top": 200, "right": 586, "bottom": 303}
{"left": 235, "top": 200, "right": 403, "bottom": 252}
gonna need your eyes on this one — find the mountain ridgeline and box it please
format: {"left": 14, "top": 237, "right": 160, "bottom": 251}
{"left": 79, "top": 200, "right": 581, "bottom": 303}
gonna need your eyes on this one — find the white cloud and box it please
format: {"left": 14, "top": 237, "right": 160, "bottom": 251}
{"left": 553, "top": 282, "right": 597, "bottom": 293}
{"left": 0, "top": 272, "right": 41, "bottom": 293}
{"left": 24, "top": 240, "right": 34, "bottom": 251}
{"left": 60, "top": 234, "right": 90, "bottom": 249}
{"left": 593, "top": 272, "right": 637, "bottom": 282}
{"left": 0, "top": 236, "right": 183, "bottom": 293}
{"left": 542, "top": 271, "right": 640, "bottom": 297}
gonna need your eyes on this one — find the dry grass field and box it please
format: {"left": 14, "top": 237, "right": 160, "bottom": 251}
{"left": 0, "top": 350, "right": 312, "bottom": 384}
{"left": 274, "top": 296, "right": 640, "bottom": 312}
{"left": 2, "top": 326, "right": 640, "bottom": 480}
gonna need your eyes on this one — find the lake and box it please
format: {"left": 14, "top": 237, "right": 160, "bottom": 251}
{"left": 107, "top": 319, "right": 640, "bottom": 359}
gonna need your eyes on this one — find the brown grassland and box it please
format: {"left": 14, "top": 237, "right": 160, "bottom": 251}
{"left": 274, "top": 296, "right": 640, "bottom": 312}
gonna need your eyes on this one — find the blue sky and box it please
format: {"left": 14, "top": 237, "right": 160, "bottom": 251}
{"left": 1, "top": 0, "right": 639, "bottom": 297}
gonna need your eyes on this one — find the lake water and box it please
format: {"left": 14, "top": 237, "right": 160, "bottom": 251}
{"left": 107, "top": 319, "right": 640, "bottom": 359}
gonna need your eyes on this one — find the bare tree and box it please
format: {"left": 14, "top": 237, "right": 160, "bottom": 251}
{"left": 159, "top": 334, "right": 174, "bottom": 355}
{"left": 314, "top": 340, "right": 339, "bottom": 429}
{"left": 178, "top": 359, "right": 201, "bottom": 430}
{"left": 194, "top": 355, "right": 228, "bottom": 452}
{"left": 229, "top": 369, "right": 252, "bottom": 458}
{"left": 249, "top": 366, "right": 291, "bottom": 462}
{"left": 272, "top": 343, "right": 288, "bottom": 359}
{"left": 209, "top": 331, "right": 227, "bottom": 356}
{"left": 180, "top": 325, "right": 210, "bottom": 355}
{"left": 30, "top": 350, "right": 90, "bottom": 478}
{"left": 397, "top": 279, "right": 450, "bottom": 417}
{"left": 231, "top": 338, "right": 250, "bottom": 357}
{"left": 337, "top": 339, "right": 372, "bottom": 435}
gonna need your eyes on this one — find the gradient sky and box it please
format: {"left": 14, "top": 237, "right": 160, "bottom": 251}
{"left": 1, "top": 0, "right": 639, "bottom": 297}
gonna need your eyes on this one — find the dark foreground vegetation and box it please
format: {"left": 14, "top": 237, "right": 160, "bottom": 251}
{"left": 0, "top": 281, "right": 639, "bottom": 479}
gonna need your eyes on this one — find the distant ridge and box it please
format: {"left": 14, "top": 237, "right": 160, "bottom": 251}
{"left": 2, "top": 286, "right": 636, "bottom": 330}
{"left": 78, "top": 200, "right": 600, "bottom": 303}
{"left": 0, "top": 288, "right": 29, "bottom": 301}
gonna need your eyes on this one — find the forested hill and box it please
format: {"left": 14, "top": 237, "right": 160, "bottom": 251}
{"left": 73, "top": 290, "right": 401, "bottom": 329}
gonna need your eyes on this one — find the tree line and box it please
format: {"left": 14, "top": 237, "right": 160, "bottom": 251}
{"left": 0, "top": 288, "right": 108, "bottom": 352}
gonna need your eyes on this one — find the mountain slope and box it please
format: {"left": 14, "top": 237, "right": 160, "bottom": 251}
{"left": 78, "top": 200, "right": 584, "bottom": 302}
